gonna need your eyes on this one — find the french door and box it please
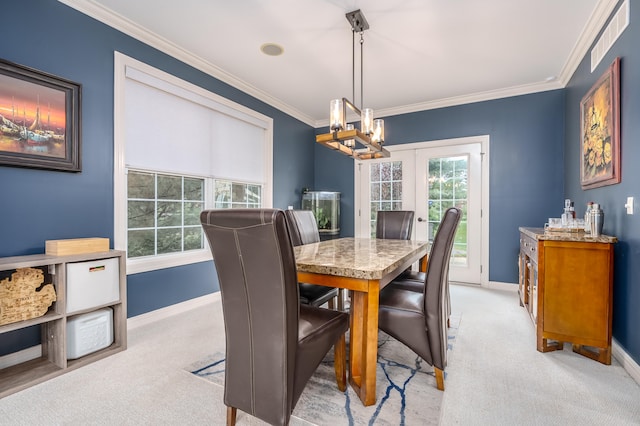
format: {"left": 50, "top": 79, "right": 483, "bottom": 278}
{"left": 355, "top": 137, "right": 487, "bottom": 285}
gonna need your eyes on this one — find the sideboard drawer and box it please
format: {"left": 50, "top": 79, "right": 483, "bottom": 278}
{"left": 520, "top": 234, "right": 538, "bottom": 263}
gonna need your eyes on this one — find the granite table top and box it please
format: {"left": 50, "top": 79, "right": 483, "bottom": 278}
{"left": 519, "top": 227, "right": 618, "bottom": 243}
{"left": 293, "top": 237, "right": 429, "bottom": 280}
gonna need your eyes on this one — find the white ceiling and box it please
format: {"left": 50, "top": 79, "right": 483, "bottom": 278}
{"left": 61, "top": 0, "right": 617, "bottom": 127}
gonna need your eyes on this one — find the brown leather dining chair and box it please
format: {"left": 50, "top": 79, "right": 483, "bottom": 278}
{"left": 389, "top": 209, "right": 454, "bottom": 327}
{"left": 376, "top": 210, "right": 415, "bottom": 240}
{"left": 377, "top": 207, "right": 461, "bottom": 391}
{"left": 376, "top": 210, "right": 416, "bottom": 276}
{"left": 284, "top": 209, "right": 340, "bottom": 309}
{"left": 200, "top": 209, "right": 349, "bottom": 426}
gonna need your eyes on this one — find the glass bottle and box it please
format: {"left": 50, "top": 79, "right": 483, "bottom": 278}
{"left": 561, "top": 199, "right": 571, "bottom": 226}
{"left": 584, "top": 201, "right": 594, "bottom": 232}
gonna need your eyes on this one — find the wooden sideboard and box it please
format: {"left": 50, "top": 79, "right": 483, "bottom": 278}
{"left": 518, "top": 227, "right": 617, "bottom": 364}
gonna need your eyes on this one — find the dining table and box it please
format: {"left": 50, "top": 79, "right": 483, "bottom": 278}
{"left": 293, "top": 237, "right": 429, "bottom": 406}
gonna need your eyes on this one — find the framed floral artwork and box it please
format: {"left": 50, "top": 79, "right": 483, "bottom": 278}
{"left": 580, "top": 57, "right": 620, "bottom": 189}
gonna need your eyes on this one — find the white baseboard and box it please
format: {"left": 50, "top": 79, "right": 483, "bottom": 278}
{"left": 613, "top": 338, "right": 640, "bottom": 386}
{"left": 452, "top": 281, "right": 518, "bottom": 292}
{"left": 0, "top": 345, "right": 41, "bottom": 370}
{"left": 127, "top": 292, "right": 220, "bottom": 330}
{"left": 487, "top": 281, "right": 518, "bottom": 292}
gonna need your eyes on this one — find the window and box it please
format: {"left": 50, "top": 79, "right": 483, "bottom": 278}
{"left": 369, "top": 161, "right": 403, "bottom": 237}
{"left": 214, "top": 180, "right": 262, "bottom": 209}
{"left": 126, "top": 172, "right": 263, "bottom": 262}
{"left": 427, "top": 156, "right": 468, "bottom": 265}
{"left": 127, "top": 171, "right": 205, "bottom": 259}
{"left": 114, "top": 53, "right": 273, "bottom": 274}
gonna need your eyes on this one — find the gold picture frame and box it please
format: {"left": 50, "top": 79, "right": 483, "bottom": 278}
{"left": 580, "top": 57, "right": 620, "bottom": 189}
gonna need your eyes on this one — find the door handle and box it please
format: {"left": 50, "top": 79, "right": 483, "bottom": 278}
{"left": 417, "top": 217, "right": 426, "bottom": 222}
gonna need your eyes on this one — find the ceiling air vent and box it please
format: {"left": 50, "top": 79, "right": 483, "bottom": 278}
{"left": 591, "top": 0, "right": 629, "bottom": 72}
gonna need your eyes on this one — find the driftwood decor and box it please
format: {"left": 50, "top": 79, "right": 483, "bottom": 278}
{"left": 0, "top": 267, "right": 56, "bottom": 326}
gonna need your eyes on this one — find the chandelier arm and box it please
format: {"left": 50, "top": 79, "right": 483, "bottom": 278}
{"left": 343, "top": 98, "right": 361, "bottom": 116}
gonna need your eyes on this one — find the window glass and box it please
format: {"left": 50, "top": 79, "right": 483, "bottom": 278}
{"left": 427, "top": 156, "right": 468, "bottom": 266}
{"left": 215, "top": 180, "right": 262, "bottom": 209}
{"left": 127, "top": 171, "right": 205, "bottom": 259}
{"left": 369, "top": 161, "right": 402, "bottom": 237}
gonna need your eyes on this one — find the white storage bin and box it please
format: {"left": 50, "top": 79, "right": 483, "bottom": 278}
{"left": 67, "top": 308, "right": 114, "bottom": 359}
{"left": 66, "top": 257, "right": 119, "bottom": 313}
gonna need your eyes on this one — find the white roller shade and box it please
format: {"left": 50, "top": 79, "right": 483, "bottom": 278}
{"left": 210, "top": 112, "right": 265, "bottom": 182}
{"left": 124, "top": 68, "right": 267, "bottom": 182}
{"left": 125, "top": 78, "right": 211, "bottom": 176}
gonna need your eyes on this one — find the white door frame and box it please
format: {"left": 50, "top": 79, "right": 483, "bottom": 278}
{"left": 354, "top": 135, "right": 490, "bottom": 286}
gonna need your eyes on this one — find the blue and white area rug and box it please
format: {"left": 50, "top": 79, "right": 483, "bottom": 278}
{"left": 187, "top": 315, "right": 459, "bottom": 425}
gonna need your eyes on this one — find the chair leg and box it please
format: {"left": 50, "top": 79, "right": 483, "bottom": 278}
{"left": 334, "top": 333, "right": 347, "bottom": 392}
{"left": 337, "top": 289, "right": 345, "bottom": 311}
{"left": 226, "top": 406, "right": 237, "bottom": 425}
{"left": 328, "top": 298, "right": 335, "bottom": 310}
{"left": 434, "top": 367, "right": 445, "bottom": 391}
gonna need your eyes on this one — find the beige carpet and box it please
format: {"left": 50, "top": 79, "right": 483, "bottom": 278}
{"left": 0, "top": 284, "right": 638, "bottom": 425}
{"left": 186, "top": 319, "right": 459, "bottom": 425}
{"left": 440, "top": 285, "right": 640, "bottom": 425}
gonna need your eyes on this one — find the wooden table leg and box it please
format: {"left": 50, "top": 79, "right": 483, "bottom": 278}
{"left": 347, "top": 281, "right": 379, "bottom": 406}
{"left": 420, "top": 255, "right": 428, "bottom": 272}
{"left": 349, "top": 290, "right": 364, "bottom": 389}
{"left": 361, "top": 281, "right": 380, "bottom": 406}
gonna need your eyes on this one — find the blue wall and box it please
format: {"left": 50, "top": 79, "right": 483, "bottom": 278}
{"left": 563, "top": 0, "right": 640, "bottom": 364}
{"left": 1, "top": 1, "right": 638, "bottom": 366}
{"left": 316, "top": 90, "right": 566, "bottom": 283}
{"left": 0, "top": 1, "right": 314, "bottom": 355}
{"left": 314, "top": 1, "right": 639, "bottom": 365}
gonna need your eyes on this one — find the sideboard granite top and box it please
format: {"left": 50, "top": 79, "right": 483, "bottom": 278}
{"left": 519, "top": 227, "right": 618, "bottom": 244}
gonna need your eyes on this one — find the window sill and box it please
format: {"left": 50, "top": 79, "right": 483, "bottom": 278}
{"left": 126, "top": 249, "right": 212, "bottom": 275}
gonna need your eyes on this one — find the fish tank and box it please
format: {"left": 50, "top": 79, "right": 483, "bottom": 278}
{"left": 301, "top": 191, "right": 340, "bottom": 235}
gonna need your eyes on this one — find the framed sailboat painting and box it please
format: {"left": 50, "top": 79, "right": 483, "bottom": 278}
{"left": 0, "top": 59, "right": 81, "bottom": 172}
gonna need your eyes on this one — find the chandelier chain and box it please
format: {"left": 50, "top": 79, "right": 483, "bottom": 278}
{"left": 360, "top": 31, "right": 364, "bottom": 110}
{"left": 352, "top": 28, "right": 355, "bottom": 106}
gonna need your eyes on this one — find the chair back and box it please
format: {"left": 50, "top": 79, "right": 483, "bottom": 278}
{"left": 376, "top": 210, "right": 415, "bottom": 240}
{"left": 284, "top": 210, "right": 320, "bottom": 246}
{"left": 200, "top": 209, "right": 299, "bottom": 425}
{"left": 422, "top": 207, "right": 461, "bottom": 369}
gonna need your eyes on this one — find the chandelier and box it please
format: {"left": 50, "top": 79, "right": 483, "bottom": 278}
{"left": 315, "top": 9, "right": 390, "bottom": 160}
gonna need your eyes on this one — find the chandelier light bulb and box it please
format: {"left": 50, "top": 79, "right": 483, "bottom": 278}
{"left": 372, "top": 119, "right": 384, "bottom": 144}
{"left": 361, "top": 108, "right": 374, "bottom": 136}
{"left": 344, "top": 123, "right": 355, "bottom": 147}
{"left": 330, "top": 99, "right": 344, "bottom": 131}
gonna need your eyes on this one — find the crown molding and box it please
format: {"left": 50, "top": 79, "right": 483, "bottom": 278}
{"left": 59, "top": 0, "right": 616, "bottom": 130}
{"left": 314, "top": 80, "right": 564, "bottom": 127}
{"left": 558, "top": 0, "right": 620, "bottom": 84}
{"left": 57, "top": 0, "right": 316, "bottom": 127}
